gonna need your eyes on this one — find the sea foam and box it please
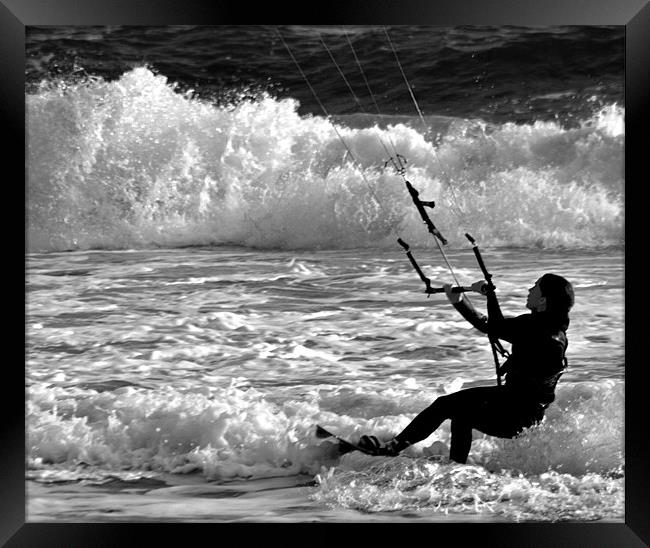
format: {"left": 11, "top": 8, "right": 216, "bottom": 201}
{"left": 27, "top": 377, "right": 623, "bottom": 521}
{"left": 27, "top": 378, "right": 623, "bottom": 478}
{"left": 27, "top": 67, "right": 623, "bottom": 252}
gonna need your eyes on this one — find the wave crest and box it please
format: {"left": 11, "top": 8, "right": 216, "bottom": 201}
{"left": 27, "top": 67, "right": 624, "bottom": 252}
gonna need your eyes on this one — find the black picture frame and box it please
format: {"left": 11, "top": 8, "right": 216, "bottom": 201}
{"left": 7, "top": 0, "right": 648, "bottom": 545}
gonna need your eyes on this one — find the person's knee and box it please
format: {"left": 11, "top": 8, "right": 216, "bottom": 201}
{"left": 450, "top": 417, "right": 471, "bottom": 435}
{"left": 431, "top": 394, "right": 452, "bottom": 410}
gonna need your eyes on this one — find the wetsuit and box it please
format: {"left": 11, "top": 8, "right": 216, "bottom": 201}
{"left": 393, "top": 290, "right": 569, "bottom": 463}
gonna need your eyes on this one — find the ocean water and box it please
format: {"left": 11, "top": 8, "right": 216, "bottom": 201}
{"left": 25, "top": 26, "right": 624, "bottom": 522}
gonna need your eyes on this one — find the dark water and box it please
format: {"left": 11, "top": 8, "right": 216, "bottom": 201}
{"left": 26, "top": 25, "right": 623, "bottom": 125}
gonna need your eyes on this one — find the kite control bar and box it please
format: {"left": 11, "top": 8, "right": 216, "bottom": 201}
{"left": 426, "top": 286, "right": 472, "bottom": 295}
{"left": 397, "top": 238, "right": 470, "bottom": 296}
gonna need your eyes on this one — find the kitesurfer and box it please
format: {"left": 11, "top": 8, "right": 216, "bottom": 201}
{"left": 358, "top": 273, "right": 574, "bottom": 463}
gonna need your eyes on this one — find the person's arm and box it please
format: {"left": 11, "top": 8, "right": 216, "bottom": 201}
{"left": 444, "top": 282, "right": 489, "bottom": 333}
{"left": 485, "top": 286, "right": 504, "bottom": 323}
{"left": 444, "top": 281, "right": 519, "bottom": 342}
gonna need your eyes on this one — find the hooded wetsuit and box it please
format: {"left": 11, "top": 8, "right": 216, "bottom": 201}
{"left": 454, "top": 290, "right": 568, "bottom": 406}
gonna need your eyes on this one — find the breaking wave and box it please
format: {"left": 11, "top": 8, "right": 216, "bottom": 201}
{"left": 27, "top": 67, "right": 624, "bottom": 253}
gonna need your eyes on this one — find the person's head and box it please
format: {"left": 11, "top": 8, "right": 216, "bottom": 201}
{"left": 526, "top": 273, "right": 574, "bottom": 329}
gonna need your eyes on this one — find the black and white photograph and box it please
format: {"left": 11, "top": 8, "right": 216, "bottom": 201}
{"left": 23, "top": 23, "right": 626, "bottom": 523}
{"left": 10, "top": 0, "right": 645, "bottom": 535}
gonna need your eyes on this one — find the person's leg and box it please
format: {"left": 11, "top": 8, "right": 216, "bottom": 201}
{"left": 393, "top": 396, "right": 452, "bottom": 447}
{"left": 394, "top": 386, "right": 502, "bottom": 448}
{"left": 358, "top": 390, "right": 466, "bottom": 455}
{"left": 359, "top": 386, "right": 517, "bottom": 458}
{"left": 449, "top": 417, "right": 473, "bottom": 463}
{"left": 448, "top": 393, "right": 545, "bottom": 463}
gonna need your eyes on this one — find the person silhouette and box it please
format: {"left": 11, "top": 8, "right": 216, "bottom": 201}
{"left": 358, "top": 273, "right": 574, "bottom": 463}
